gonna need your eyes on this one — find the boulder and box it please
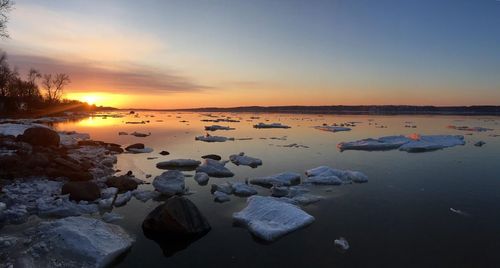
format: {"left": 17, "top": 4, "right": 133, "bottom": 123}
{"left": 20, "top": 127, "right": 60, "bottom": 147}
{"left": 62, "top": 181, "right": 101, "bottom": 202}
{"left": 106, "top": 175, "right": 139, "bottom": 193}
{"left": 142, "top": 196, "right": 211, "bottom": 236}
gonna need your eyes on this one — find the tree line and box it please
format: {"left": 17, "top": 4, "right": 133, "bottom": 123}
{"left": 0, "top": 50, "right": 72, "bottom": 113}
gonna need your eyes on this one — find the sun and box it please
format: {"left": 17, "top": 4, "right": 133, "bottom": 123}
{"left": 81, "top": 95, "right": 99, "bottom": 105}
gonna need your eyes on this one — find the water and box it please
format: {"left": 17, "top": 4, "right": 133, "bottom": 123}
{"left": 53, "top": 112, "right": 500, "bottom": 267}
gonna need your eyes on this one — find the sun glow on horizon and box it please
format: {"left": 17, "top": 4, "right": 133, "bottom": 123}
{"left": 65, "top": 92, "right": 126, "bottom": 107}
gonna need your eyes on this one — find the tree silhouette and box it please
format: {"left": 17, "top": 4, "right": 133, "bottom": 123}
{"left": 0, "top": 0, "right": 13, "bottom": 38}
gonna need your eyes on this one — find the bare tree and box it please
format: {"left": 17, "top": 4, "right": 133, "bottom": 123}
{"left": 0, "top": 0, "right": 13, "bottom": 38}
{"left": 0, "top": 50, "right": 18, "bottom": 97}
{"left": 26, "top": 68, "right": 41, "bottom": 97}
{"left": 42, "top": 73, "right": 70, "bottom": 103}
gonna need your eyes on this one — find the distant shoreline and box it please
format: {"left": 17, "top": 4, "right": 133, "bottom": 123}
{"left": 121, "top": 105, "right": 500, "bottom": 116}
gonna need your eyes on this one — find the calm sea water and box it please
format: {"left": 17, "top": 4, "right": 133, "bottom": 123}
{"left": 53, "top": 112, "right": 500, "bottom": 267}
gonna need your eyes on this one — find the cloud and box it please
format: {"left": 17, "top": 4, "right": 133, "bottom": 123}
{"left": 8, "top": 53, "right": 210, "bottom": 93}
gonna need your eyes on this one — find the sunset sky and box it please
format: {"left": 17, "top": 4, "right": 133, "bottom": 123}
{"left": 1, "top": 0, "right": 499, "bottom": 108}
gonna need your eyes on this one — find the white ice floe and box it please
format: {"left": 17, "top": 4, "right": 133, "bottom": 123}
{"left": 24, "top": 216, "right": 133, "bottom": 268}
{"left": 213, "top": 191, "right": 231, "bottom": 203}
{"left": 196, "top": 159, "right": 234, "bottom": 177}
{"left": 447, "top": 125, "right": 493, "bottom": 132}
{"left": 195, "top": 135, "right": 235, "bottom": 142}
{"left": 204, "top": 125, "right": 235, "bottom": 131}
{"left": 314, "top": 125, "right": 351, "bottom": 132}
{"left": 36, "top": 196, "right": 99, "bottom": 218}
{"left": 132, "top": 189, "right": 160, "bottom": 202}
{"left": 99, "top": 198, "right": 114, "bottom": 209}
{"left": 250, "top": 172, "right": 301, "bottom": 188}
{"left": 114, "top": 191, "right": 133, "bottom": 207}
{"left": 338, "top": 134, "right": 465, "bottom": 152}
{"left": 211, "top": 182, "right": 233, "bottom": 194}
{"left": 102, "top": 212, "right": 123, "bottom": 223}
{"left": 291, "top": 193, "right": 323, "bottom": 205}
{"left": 156, "top": 159, "right": 201, "bottom": 169}
{"left": 127, "top": 147, "right": 153, "bottom": 154}
{"left": 58, "top": 131, "right": 90, "bottom": 147}
{"left": 231, "top": 182, "right": 258, "bottom": 197}
{"left": 334, "top": 237, "right": 350, "bottom": 251}
{"left": 101, "top": 187, "right": 118, "bottom": 199}
{"left": 233, "top": 196, "right": 315, "bottom": 241}
{"left": 1, "top": 179, "right": 63, "bottom": 214}
{"left": 305, "top": 166, "right": 368, "bottom": 184}
{"left": 194, "top": 172, "right": 210, "bottom": 185}
{"left": 253, "top": 122, "right": 291, "bottom": 129}
{"left": 229, "top": 152, "right": 263, "bottom": 167}
{"left": 153, "top": 170, "right": 186, "bottom": 195}
{"left": 0, "top": 123, "right": 49, "bottom": 137}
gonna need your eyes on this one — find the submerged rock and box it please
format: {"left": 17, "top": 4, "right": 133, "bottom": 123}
{"left": 106, "top": 175, "right": 139, "bottom": 193}
{"left": 233, "top": 196, "right": 314, "bottom": 241}
{"left": 474, "top": 141, "right": 486, "bottom": 147}
{"left": 250, "top": 172, "right": 301, "bottom": 188}
{"left": 125, "top": 143, "right": 153, "bottom": 153}
{"left": 211, "top": 182, "right": 233, "bottom": 194}
{"left": 338, "top": 134, "right": 465, "bottom": 152}
{"left": 153, "top": 170, "right": 186, "bottom": 195}
{"left": 156, "top": 159, "right": 201, "bottom": 170}
{"left": 253, "top": 122, "right": 291, "bottom": 129}
{"left": 201, "top": 154, "right": 222, "bottom": 161}
{"left": 196, "top": 159, "right": 234, "bottom": 177}
{"left": 229, "top": 152, "right": 263, "bottom": 168}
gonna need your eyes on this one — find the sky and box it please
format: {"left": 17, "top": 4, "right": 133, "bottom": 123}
{"left": 1, "top": 0, "right": 499, "bottom": 108}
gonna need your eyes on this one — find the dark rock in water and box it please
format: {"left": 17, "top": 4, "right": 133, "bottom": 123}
{"left": 126, "top": 170, "right": 133, "bottom": 176}
{"left": 126, "top": 143, "right": 144, "bottom": 151}
{"left": 159, "top": 150, "right": 170, "bottom": 155}
{"left": 142, "top": 196, "right": 211, "bottom": 256}
{"left": 106, "top": 175, "right": 139, "bottom": 193}
{"left": 54, "top": 157, "right": 81, "bottom": 171}
{"left": 474, "top": 141, "right": 486, "bottom": 147}
{"left": 78, "top": 140, "right": 124, "bottom": 153}
{"left": 142, "top": 196, "right": 211, "bottom": 236}
{"left": 20, "top": 127, "right": 60, "bottom": 147}
{"left": 62, "top": 181, "right": 101, "bottom": 201}
{"left": 201, "top": 154, "right": 222, "bottom": 161}
{"left": 25, "top": 153, "right": 50, "bottom": 168}
{"left": 46, "top": 168, "right": 93, "bottom": 181}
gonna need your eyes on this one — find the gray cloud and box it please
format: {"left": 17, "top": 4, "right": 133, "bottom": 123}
{"left": 7, "top": 53, "right": 211, "bottom": 93}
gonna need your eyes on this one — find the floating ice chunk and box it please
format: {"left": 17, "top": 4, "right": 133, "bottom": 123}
{"left": 250, "top": 172, "right": 301, "bottom": 188}
{"left": 447, "top": 125, "right": 493, "bottom": 132}
{"left": 114, "top": 191, "right": 133, "bottom": 207}
{"left": 127, "top": 147, "right": 153, "bottom": 154}
{"left": 204, "top": 125, "right": 235, "bottom": 131}
{"left": 102, "top": 212, "right": 123, "bottom": 223}
{"left": 305, "top": 166, "right": 368, "bottom": 184}
{"left": 229, "top": 152, "right": 263, "bottom": 168}
{"left": 398, "top": 135, "right": 465, "bottom": 152}
{"left": 334, "top": 237, "right": 350, "bottom": 252}
{"left": 231, "top": 182, "right": 258, "bottom": 197}
{"left": 2, "top": 205, "right": 29, "bottom": 224}
{"left": 196, "top": 159, "right": 234, "bottom": 177}
{"left": 338, "top": 136, "right": 410, "bottom": 151}
{"left": 156, "top": 159, "right": 201, "bottom": 169}
{"left": 233, "top": 196, "right": 315, "bottom": 241}
{"left": 450, "top": 208, "right": 471, "bottom": 217}
{"left": 194, "top": 172, "right": 210, "bottom": 185}
{"left": 99, "top": 198, "right": 114, "bottom": 209}
{"left": 26, "top": 216, "right": 134, "bottom": 267}
{"left": 253, "top": 122, "right": 291, "bottom": 129}
{"left": 292, "top": 194, "right": 323, "bottom": 205}
{"left": 270, "top": 186, "right": 289, "bottom": 197}
{"left": 132, "top": 190, "right": 160, "bottom": 202}
{"left": 36, "top": 196, "right": 99, "bottom": 218}
{"left": 213, "top": 191, "right": 231, "bottom": 203}
{"left": 338, "top": 134, "right": 465, "bottom": 152}
{"left": 58, "top": 131, "right": 90, "bottom": 147}
{"left": 314, "top": 125, "right": 351, "bottom": 132}
{"left": 0, "top": 123, "right": 49, "bottom": 137}
{"left": 101, "top": 187, "right": 118, "bottom": 199}
{"left": 153, "top": 170, "right": 186, "bottom": 195}
{"left": 211, "top": 182, "right": 233, "bottom": 194}
{"left": 195, "top": 135, "right": 234, "bottom": 142}
{"left": 1, "top": 179, "right": 63, "bottom": 213}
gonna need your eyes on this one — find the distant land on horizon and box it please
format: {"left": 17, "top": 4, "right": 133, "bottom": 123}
{"left": 121, "top": 105, "right": 500, "bottom": 115}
